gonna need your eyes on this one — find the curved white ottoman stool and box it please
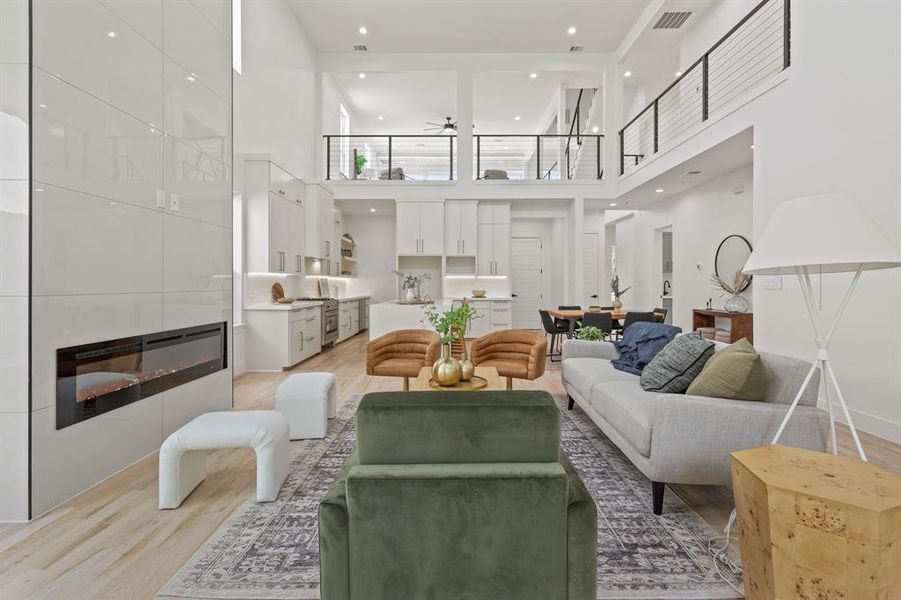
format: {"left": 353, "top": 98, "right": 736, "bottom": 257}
{"left": 274, "top": 372, "right": 337, "bottom": 440}
{"left": 158, "top": 411, "right": 290, "bottom": 509}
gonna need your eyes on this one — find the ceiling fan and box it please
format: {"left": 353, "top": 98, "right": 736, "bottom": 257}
{"left": 423, "top": 117, "right": 457, "bottom": 135}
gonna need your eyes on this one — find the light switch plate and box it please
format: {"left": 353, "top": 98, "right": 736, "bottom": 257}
{"left": 156, "top": 189, "right": 166, "bottom": 208}
{"left": 169, "top": 193, "right": 180, "bottom": 211}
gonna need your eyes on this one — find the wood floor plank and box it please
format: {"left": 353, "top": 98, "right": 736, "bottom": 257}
{"left": 1, "top": 331, "right": 897, "bottom": 599}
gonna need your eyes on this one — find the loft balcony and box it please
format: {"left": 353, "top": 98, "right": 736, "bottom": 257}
{"left": 619, "top": 0, "right": 789, "bottom": 176}
{"left": 323, "top": 132, "right": 604, "bottom": 182}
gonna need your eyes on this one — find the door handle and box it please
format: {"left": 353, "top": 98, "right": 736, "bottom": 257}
{"left": 279, "top": 251, "right": 285, "bottom": 271}
{"left": 591, "top": 294, "right": 598, "bottom": 298}
{"left": 296, "top": 255, "right": 302, "bottom": 273}
{"left": 511, "top": 293, "right": 519, "bottom": 297}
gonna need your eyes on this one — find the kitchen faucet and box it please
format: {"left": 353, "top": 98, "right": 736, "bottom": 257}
{"left": 663, "top": 280, "right": 671, "bottom": 296}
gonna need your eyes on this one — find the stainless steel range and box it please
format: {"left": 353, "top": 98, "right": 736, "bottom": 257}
{"left": 299, "top": 298, "right": 339, "bottom": 346}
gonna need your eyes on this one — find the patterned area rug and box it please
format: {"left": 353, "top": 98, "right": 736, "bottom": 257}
{"left": 160, "top": 395, "right": 743, "bottom": 599}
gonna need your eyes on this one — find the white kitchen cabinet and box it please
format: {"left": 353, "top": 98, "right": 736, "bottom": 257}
{"left": 477, "top": 220, "right": 510, "bottom": 277}
{"left": 332, "top": 207, "right": 342, "bottom": 276}
{"left": 477, "top": 203, "right": 510, "bottom": 225}
{"left": 396, "top": 201, "right": 444, "bottom": 255}
{"left": 246, "top": 304, "right": 321, "bottom": 371}
{"left": 304, "top": 183, "right": 335, "bottom": 264}
{"left": 445, "top": 201, "right": 478, "bottom": 256}
{"left": 489, "top": 300, "right": 512, "bottom": 331}
{"left": 337, "top": 299, "right": 360, "bottom": 343}
{"left": 465, "top": 299, "right": 511, "bottom": 337}
{"left": 245, "top": 159, "right": 305, "bottom": 274}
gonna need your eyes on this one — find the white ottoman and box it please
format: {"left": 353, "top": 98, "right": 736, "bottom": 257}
{"left": 274, "top": 373, "right": 337, "bottom": 440}
{"left": 158, "top": 411, "right": 290, "bottom": 509}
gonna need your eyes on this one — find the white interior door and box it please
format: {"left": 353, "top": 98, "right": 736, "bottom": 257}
{"left": 583, "top": 232, "right": 600, "bottom": 306}
{"left": 511, "top": 237, "right": 543, "bottom": 329}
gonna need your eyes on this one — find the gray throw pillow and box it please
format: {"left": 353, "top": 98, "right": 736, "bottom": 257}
{"left": 640, "top": 332, "right": 715, "bottom": 393}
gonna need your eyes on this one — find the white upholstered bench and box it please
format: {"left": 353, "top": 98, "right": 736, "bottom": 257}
{"left": 274, "top": 372, "right": 336, "bottom": 440}
{"left": 158, "top": 411, "right": 290, "bottom": 509}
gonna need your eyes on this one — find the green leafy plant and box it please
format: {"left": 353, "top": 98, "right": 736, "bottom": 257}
{"left": 577, "top": 326, "right": 607, "bottom": 342}
{"left": 354, "top": 153, "right": 367, "bottom": 175}
{"left": 422, "top": 304, "right": 479, "bottom": 345}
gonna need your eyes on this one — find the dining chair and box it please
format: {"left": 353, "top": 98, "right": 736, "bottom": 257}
{"left": 555, "top": 305, "right": 582, "bottom": 336}
{"left": 622, "top": 312, "right": 657, "bottom": 332}
{"left": 581, "top": 312, "right": 614, "bottom": 340}
{"left": 653, "top": 307, "right": 669, "bottom": 324}
{"left": 539, "top": 310, "right": 569, "bottom": 362}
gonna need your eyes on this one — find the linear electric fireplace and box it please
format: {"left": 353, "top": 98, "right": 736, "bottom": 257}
{"left": 56, "top": 322, "right": 227, "bottom": 430}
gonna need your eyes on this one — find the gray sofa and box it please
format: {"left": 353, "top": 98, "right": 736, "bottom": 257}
{"left": 561, "top": 340, "right": 829, "bottom": 514}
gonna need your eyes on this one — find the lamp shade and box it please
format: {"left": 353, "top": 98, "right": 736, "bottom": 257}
{"left": 743, "top": 194, "right": 901, "bottom": 275}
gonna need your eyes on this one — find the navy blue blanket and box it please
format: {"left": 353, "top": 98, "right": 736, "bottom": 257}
{"left": 612, "top": 322, "right": 682, "bottom": 375}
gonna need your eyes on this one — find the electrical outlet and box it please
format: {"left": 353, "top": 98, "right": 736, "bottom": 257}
{"left": 156, "top": 189, "right": 166, "bottom": 208}
{"left": 169, "top": 193, "right": 180, "bottom": 211}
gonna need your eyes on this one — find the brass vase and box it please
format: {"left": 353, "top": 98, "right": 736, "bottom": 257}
{"left": 459, "top": 357, "right": 474, "bottom": 382}
{"left": 432, "top": 344, "right": 462, "bottom": 386}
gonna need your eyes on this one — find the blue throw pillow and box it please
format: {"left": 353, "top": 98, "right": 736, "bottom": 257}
{"left": 611, "top": 322, "right": 682, "bottom": 375}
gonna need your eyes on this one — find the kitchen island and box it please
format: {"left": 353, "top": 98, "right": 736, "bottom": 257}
{"left": 369, "top": 297, "right": 512, "bottom": 339}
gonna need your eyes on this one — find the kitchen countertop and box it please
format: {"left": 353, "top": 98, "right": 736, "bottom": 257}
{"left": 246, "top": 295, "right": 370, "bottom": 311}
{"left": 336, "top": 295, "right": 370, "bottom": 302}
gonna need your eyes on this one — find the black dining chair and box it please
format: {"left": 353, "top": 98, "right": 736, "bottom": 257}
{"left": 555, "top": 305, "right": 583, "bottom": 336}
{"left": 622, "top": 312, "right": 658, "bottom": 333}
{"left": 653, "top": 307, "right": 669, "bottom": 324}
{"left": 540, "top": 310, "right": 570, "bottom": 362}
{"left": 581, "top": 312, "right": 614, "bottom": 340}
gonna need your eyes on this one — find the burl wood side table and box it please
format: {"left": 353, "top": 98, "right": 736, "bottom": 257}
{"left": 731, "top": 445, "right": 901, "bottom": 599}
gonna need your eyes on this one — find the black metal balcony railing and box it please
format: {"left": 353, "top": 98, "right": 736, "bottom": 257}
{"left": 474, "top": 134, "right": 603, "bottom": 181}
{"left": 324, "top": 135, "right": 456, "bottom": 181}
{"left": 619, "top": 0, "right": 790, "bottom": 175}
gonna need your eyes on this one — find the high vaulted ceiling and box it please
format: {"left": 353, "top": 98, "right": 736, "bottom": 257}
{"left": 289, "top": 0, "right": 651, "bottom": 54}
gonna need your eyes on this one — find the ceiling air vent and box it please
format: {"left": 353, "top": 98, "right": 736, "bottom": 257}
{"left": 679, "top": 170, "right": 702, "bottom": 178}
{"left": 569, "top": 45, "right": 584, "bottom": 53}
{"left": 353, "top": 44, "right": 368, "bottom": 52}
{"left": 653, "top": 11, "right": 692, "bottom": 29}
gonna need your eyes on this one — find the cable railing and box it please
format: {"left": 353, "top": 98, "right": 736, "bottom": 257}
{"left": 474, "top": 134, "right": 603, "bottom": 181}
{"left": 619, "top": 0, "right": 789, "bottom": 176}
{"left": 324, "top": 135, "right": 456, "bottom": 181}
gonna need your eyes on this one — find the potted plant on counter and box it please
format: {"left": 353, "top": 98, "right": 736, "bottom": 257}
{"left": 394, "top": 270, "right": 431, "bottom": 302}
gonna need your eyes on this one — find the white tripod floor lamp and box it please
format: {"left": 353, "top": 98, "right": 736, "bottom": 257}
{"left": 743, "top": 194, "right": 901, "bottom": 461}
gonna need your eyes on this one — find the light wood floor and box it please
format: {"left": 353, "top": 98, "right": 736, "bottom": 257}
{"left": 1, "top": 332, "right": 898, "bottom": 599}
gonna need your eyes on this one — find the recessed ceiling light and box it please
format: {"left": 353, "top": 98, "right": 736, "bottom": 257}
{"left": 655, "top": 188, "right": 664, "bottom": 193}
{"left": 186, "top": 73, "right": 196, "bottom": 82}
{"left": 624, "top": 71, "right": 632, "bottom": 78}
{"left": 34, "top": 188, "right": 44, "bottom": 192}
{"left": 567, "top": 26, "right": 576, "bottom": 35}
{"left": 675, "top": 70, "right": 682, "bottom": 77}
{"left": 107, "top": 31, "right": 116, "bottom": 38}
{"left": 591, "top": 126, "right": 599, "bottom": 133}
{"left": 514, "top": 115, "right": 521, "bottom": 121}
{"left": 608, "top": 202, "right": 617, "bottom": 207}
{"left": 358, "top": 26, "right": 367, "bottom": 34}
{"left": 750, "top": 144, "right": 755, "bottom": 149}
{"left": 378, "top": 115, "right": 384, "bottom": 121}
{"left": 38, "top": 103, "right": 47, "bottom": 108}
{"left": 504, "top": 146, "right": 509, "bottom": 150}
{"left": 358, "top": 72, "right": 366, "bottom": 79}
{"left": 529, "top": 72, "right": 538, "bottom": 79}
{"left": 370, "top": 208, "right": 376, "bottom": 213}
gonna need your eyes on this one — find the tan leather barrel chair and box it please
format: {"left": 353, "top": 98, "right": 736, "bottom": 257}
{"left": 366, "top": 330, "right": 441, "bottom": 390}
{"left": 470, "top": 330, "right": 548, "bottom": 390}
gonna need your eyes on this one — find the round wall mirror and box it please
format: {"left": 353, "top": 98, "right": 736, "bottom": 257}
{"left": 714, "top": 234, "right": 753, "bottom": 292}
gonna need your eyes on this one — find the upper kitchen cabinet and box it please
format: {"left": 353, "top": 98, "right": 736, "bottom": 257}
{"left": 396, "top": 202, "right": 444, "bottom": 255}
{"left": 445, "top": 201, "right": 478, "bottom": 257}
{"left": 477, "top": 203, "right": 511, "bottom": 276}
{"left": 305, "top": 184, "right": 336, "bottom": 266}
{"left": 245, "top": 159, "right": 305, "bottom": 274}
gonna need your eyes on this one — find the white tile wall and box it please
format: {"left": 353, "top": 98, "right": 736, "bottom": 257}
{"left": 32, "top": 69, "right": 164, "bottom": 210}
{"left": 31, "top": 185, "right": 164, "bottom": 296}
{"left": 27, "top": 0, "right": 232, "bottom": 518}
{"left": 1, "top": 0, "right": 29, "bottom": 522}
{"left": 33, "top": 0, "right": 164, "bottom": 127}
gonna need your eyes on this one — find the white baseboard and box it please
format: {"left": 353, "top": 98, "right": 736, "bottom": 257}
{"left": 826, "top": 403, "right": 901, "bottom": 446}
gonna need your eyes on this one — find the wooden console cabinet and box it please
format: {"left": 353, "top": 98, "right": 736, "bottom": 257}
{"left": 691, "top": 309, "right": 753, "bottom": 344}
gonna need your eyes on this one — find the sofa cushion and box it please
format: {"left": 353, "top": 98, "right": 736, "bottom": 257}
{"left": 612, "top": 322, "right": 682, "bottom": 375}
{"left": 640, "top": 331, "right": 715, "bottom": 393}
{"left": 687, "top": 338, "right": 772, "bottom": 401}
{"left": 591, "top": 381, "right": 659, "bottom": 458}
{"left": 562, "top": 357, "right": 637, "bottom": 398}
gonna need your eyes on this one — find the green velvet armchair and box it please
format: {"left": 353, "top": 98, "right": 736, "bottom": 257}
{"left": 318, "top": 390, "right": 597, "bottom": 600}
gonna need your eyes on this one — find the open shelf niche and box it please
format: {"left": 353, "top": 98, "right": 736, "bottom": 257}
{"left": 396, "top": 255, "right": 443, "bottom": 301}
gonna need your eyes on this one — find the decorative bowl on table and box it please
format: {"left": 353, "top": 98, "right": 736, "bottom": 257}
{"left": 588, "top": 305, "right": 601, "bottom": 312}
{"left": 471, "top": 290, "right": 486, "bottom": 298}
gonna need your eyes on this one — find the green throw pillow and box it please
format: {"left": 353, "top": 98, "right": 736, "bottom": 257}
{"left": 686, "top": 338, "right": 772, "bottom": 401}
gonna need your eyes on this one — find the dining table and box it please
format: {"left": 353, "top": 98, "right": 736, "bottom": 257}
{"left": 547, "top": 308, "right": 665, "bottom": 337}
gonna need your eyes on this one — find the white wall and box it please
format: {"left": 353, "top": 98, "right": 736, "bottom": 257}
{"left": 235, "top": 0, "right": 318, "bottom": 178}
{"left": 618, "top": 166, "right": 753, "bottom": 332}
{"left": 678, "top": 0, "right": 758, "bottom": 68}
{"left": 343, "top": 214, "right": 397, "bottom": 302}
